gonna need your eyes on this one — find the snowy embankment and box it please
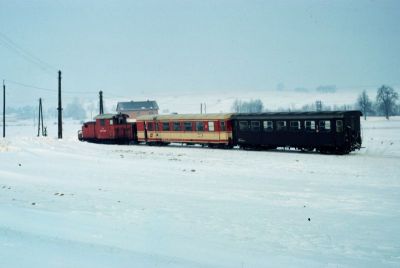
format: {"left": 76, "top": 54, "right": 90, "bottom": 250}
{"left": 0, "top": 117, "right": 399, "bottom": 267}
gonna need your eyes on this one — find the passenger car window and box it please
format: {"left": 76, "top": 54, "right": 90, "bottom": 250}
{"left": 276, "top": 121, "right": 287, "bottom": 131}
{"left": 305, "top": 120, "right": 315, "bottom": 131}
{"left": 162, "top": 122, "right": 170, "bottom": 131}
{"left": 239, "top": 121, "right": 249, "bottom": 131}
{"left": 184, "top": 122, "right": 192, "bottom": 131}
{"left": 319, "top": 120, "right": 331, "bottom": 132}
{"left": 173, "top": 122, "right": 181, "bottom": 131}
{"left": 290, "top": 121, "right": 300, "bottom": 130}
{"left": 147, "top": 122, "right": 154, "bottom": 131}
{"left": 220, "top": 121, "right": 226, "bottom": 131}
{"left": 251, "top": 121, "right": 260, "bottom": 131}
{"left": 208, "top": 122, "right": 215, "bottom": 131}
{"left": 196, "top": 121, "right": 204, "bottom": 131}
{"left": 263, "top": 121, "right": 273, "bottom": 131}
{"left": 336, "top": 120, "right": 343, "bottom": 133}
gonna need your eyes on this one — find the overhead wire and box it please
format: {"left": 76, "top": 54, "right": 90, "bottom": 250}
{"left": 4, "top": 79, "right": 97, "bottom": 95}
{"left": 0, "top": 31, "right": 58, "bottom": 76}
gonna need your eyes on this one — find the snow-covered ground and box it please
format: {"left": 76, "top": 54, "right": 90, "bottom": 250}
{"left": 0, "top": 117, "right": 399, "bottom": 267}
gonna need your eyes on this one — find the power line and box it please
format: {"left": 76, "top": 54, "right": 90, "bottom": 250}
{"left": 0, "top": 31, "right": 58, "bottom": 76}
{"left": 4, "top": 79, "right": 97, "bottom": 95}
{"left": 5, "top": 79, "right": 56, "bottom": 92}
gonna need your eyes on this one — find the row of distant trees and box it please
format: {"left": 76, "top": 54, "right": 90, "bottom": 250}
{"left": 357, "top": 85, "right": 399, "bottom": 120}
{"left": 231, "top": 99, "right": 264, "bottom": 113}
{"left": 5, "top": 98, "right": 88, "bottom": 121}
{"left": 231, "top": 85, "right": 399, "bottom": 120}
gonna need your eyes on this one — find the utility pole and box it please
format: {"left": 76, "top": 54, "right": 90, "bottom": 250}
{"left": 204, "top": 103, "right": 206, "bottom": 114}
{"left": 2, "top": 80, "right": 5, "bottom": 138}
{"left": 99, "top": 91, "right": 104, "bottom": 115}
{"left": 37, "top": 98, "right": 46, "bottom": 137}
{"left": 41, "top": 100, "right": 44, "bottom": 136}
{"left": 200, "top": 103, "right": 203, "bottom": 114}
{"left": 38, "top": 98, "right": 41, "bottom": 136}
{"left": 57, "top": 70, "right": 62, "bottom": 139}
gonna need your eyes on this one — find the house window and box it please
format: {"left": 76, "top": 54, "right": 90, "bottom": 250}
{"left": 173, "top": 122, "right": 181, "bottom": 131}
{"left": 290, "top": 121, "right": 300, "bottom": 130}
{"left": 251, "top": 121, "right": 260, "bottom": 131}
{"left": 184, "top": 122, "right": 192, "bottom": 131}
{"left": 319, "top": 120, "right": 331, "bottom": 132}
{"left": 196, "top": 121, "right": 204, "bottom": 131}
{"left": 263, "top": 121, "right": 273, "bottom": 131}
{"left": 305, "top": 121, "right": 316, "bottom": 131}
{"left": 208, "top": 122, "right": 215, "bottom": 131}
{"left": 276, "top": 121, "right": 287, "bottom": 131}
{"left": 336, "top": 120, "right": 343, "bottom": 133}
{"left": 162, "top": 122, "right": 170, "bottom": 131}
{"left": 239, "top": 121, "right": 249, "bottom": 131}
{"left": 220, "top": 121, "right": 226, "bottom": 131}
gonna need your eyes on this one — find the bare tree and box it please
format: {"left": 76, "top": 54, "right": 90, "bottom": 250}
{"left": 376, "top": 85, "right": 399, "bottom": 119}
{"left": 231, "top": 99, "right": 264, "bottom": 113}
{"left": 231, "top": 99, "right": 242, "bottom": 113}
{"left": 357, "top": 90, "right": 372, "bottom": 120}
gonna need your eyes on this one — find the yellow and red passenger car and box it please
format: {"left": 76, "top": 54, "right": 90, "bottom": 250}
{"left": 136, "top": 114, "right": 233, "bottom": 147}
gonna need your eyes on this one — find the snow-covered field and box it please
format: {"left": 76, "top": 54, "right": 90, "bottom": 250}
{"left": 0, "top": 117, "right": 399, "bottom": 267}
{"left": 106, "top": 89, "right": 363, "bottom": 114}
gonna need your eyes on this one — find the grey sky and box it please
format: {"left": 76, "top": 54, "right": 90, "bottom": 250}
{"left": 0, "top": 0, "right": 399, "bottom": 105}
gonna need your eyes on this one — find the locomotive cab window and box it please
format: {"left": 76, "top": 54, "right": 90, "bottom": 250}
{"left": 239, "top": 121, "right": 249, "bottom": 131}
{"left": 251, "top": 121, "right": 260, "bottom": 131}
{"left": 173, "top": 122, "right": 181, "bottom": 131}
{"left": 263, "top": 121, "right": 273, "bottom": 132}
{"left": 290, "top": 121, "right": 300, "bottom": 130}
{"left": 196, "top": 121, "right": 204, "bottom": 131}
{"left": 319, "top": 120, "right": 331, "bottom": 132}
{"left": 109, "top": 119, "right": 113, "bottom": 126}
{"left": 208, "top": 122, "right": 215, "bottom": 132}
{"left": 100, "top": 119, "right": 105, "bottom": 126}
{"left": 305, "top": 120, "right": 316, "bottom": 131}
{"left": 162, "top": 122, "right": 170, "bottom": 131}
{"left": 336, "top": 120, "right": 343, "bottom": 133}
{"left": 276, "top": 121, "right": 287, "bottom": 131}
{"left": 184, "top": 122, "right": 192, "bottom": 131}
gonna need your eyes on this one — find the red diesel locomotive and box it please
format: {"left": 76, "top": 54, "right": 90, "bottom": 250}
{"left": 78, "top": 113, "right": 137, "bottom": 144}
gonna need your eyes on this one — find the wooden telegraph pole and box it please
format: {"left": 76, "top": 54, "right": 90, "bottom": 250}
{"left": 37, "top": 98, "right": 41, "bottom": 136}
{"left": 57, "top": 70, "right": 62, "bottom": 139}
{"left": 37, "top": 98, "right": 45, "bottom": 137}
{"left": 2, "top": 80, "right": 5, "bottom": 138}
{"left": 99, "top": 91, "right": 104, "bottom": 115}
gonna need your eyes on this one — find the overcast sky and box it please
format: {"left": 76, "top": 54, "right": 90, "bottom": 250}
{"left": 0, "top": 0, "right": 399, "bottom": 105}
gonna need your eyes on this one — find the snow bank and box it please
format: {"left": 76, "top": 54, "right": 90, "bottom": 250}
{"left": 0, "top": 117, "right": 399, "bottom": 267}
